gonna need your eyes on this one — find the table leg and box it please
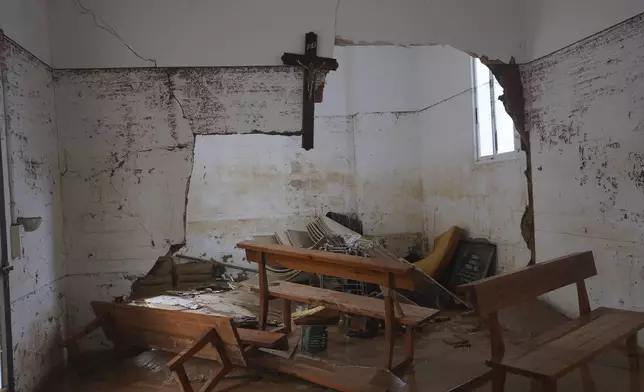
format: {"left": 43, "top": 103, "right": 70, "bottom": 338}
{"left": 405, "top": 326, "right": 414, "bottom": 363}
{"left": 384, "top": 273, "right": 396, "bottom": 370}
{"left": 258, "top": 252, "right": 269, "bottom": 330}
{"left": 282, "top": 299, "right": 292, "bottom": 334}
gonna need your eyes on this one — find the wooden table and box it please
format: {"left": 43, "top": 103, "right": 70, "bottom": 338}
{"left": 237, "top": 240, "right": 439, "bottom": 374}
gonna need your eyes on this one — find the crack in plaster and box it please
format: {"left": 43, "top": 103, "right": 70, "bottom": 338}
{"left": 481, "top": 57, "right": 535, "bottom": 265}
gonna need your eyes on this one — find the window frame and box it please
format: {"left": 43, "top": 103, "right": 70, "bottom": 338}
{"left": 471, "top": 58, "right": 519, "bottom": 162}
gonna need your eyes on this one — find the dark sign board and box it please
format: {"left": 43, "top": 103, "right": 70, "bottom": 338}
{"left": 445, "top": 239, "right": 496, "bottom": 288}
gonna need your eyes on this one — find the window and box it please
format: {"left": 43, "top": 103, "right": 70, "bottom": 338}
{"left": 472, "top": 58, "right": 517, "bottom": 160}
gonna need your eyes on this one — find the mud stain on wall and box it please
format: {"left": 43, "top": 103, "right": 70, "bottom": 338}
{"left": 521, "top": 13, "right": 644, "bottom": 315}
{"left": 1, "top": 35, "right": 66, "bottom": 392}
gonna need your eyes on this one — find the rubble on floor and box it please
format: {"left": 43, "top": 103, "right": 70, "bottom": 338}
{"left": 58, "top": 214, "right": 513, "bottom": 392}
{"left": 44, "top": 300, "right": 640, "bottom": 392}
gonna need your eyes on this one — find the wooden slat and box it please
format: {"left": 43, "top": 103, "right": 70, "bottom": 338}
{"left": 116, "top": 326, "right": 224, "bottom": 362}
{"left": 459, "top": 252, "right": 597, "bottom": 315}
{"left": 167, "top": 329, "right": 219, "bottom": 369}
{"left": 238, "top": 241, "right": 413, "bottom": 275}
{"left": 245, "top": 250, "right": 416, "bottom": 290}
{"left": 237, "top": 329, "right": 287, "bottom": 349}
{"left": 517, "top": 307, "right": 612, "bottom": 353}
{"left": 497, "top": 308, "right": 644, "bottom": 378}
{"left": 247, "top": 353, "right": 389, "bottom": 392}
{"left": 244, "top": 281, "right": 439, "bottom": 326}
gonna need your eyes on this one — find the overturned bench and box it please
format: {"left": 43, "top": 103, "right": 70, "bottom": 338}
{"left": 64, "top": 300, "right": 402, "bottom": 392}
{"left": 63, "top": 301, "right": 288, "bottom": 392}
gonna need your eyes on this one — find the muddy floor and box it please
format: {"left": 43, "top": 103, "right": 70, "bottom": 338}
{"left": 40, "top": 295, "right": 642, "bottom": 391}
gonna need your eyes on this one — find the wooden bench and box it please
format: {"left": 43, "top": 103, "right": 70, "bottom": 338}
{"left": 245, "top": 280, "right": 438, "bottom": 326}
{"left": 237, "top": 240, "right": 439, "bottom": 374}
{"left": 459, "top": 251, "right": 644, "bottom": 392}
{"left": 63, "top": 301, "right": 289, "bottom": 392}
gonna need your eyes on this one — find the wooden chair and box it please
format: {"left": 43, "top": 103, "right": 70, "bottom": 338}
{"left": 459, "top": 251, "right": 644, "bottom": 392}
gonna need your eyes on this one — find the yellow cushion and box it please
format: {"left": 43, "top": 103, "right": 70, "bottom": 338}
{"left": 415, "top": 226, "right": 465, "bottom": 278}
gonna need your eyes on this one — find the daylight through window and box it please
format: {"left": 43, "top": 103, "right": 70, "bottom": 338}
{"left": 472, "top": 58, "right": 516, "bottom": 159}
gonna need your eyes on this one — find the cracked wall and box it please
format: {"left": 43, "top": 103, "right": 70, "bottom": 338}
{"left": 53, "top": 64, "right": 362, "bottom": 337}
{"left": 0, "top": 37, "right": 65, "bottom": 392}
{"left": 53, "top": 45, "right": 534, "bottom": 346}
{"left": 53, "top": 68, "right": 194, "bottom": 340}
{"left": 522, "top": 14, "right": 644, "bottom": 317}
{"left": 419, "top": 46, "right": 530, "bottom": 272}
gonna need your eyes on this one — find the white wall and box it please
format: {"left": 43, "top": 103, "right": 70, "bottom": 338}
{"left": 335, "top": 0, "right": 525, "bottom": 62}
{"left": 525, "top": 0, "right": 644, "bottom": 61}
{"left": 522, "top": 14, "right": 644, "bottom": 319}
{"left": 49, "top": 0, "right": 337, "bottom": 69}
{"left": 419, "top": 46, "right": 529, "bottom": 271}
{"left": 184, "top": 129, "right": 356, "bottom": 269}
{"left": 0, "top": 0, "right": 52, "bottom": 65}
{"left": 55, "top": 69, "right": 193, "bottom": 278}
{"left": 48, "top": 0, "right": 527, "bottom": 69}
{"left": 0, "top": 38, "right": 64, "bottom": 392}
{"left": 6, "top": 0, "right": 644, "bottom": 68}
{"left": 354, "top": 112, "right": 424, "bottom": 235}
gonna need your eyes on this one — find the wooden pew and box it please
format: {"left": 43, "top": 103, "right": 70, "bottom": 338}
{"left": 237, "top": 240, "right": 439, "bottom": 373}
{"left": 62, "top": 301, "right": 288, "bottom": 392}
{"left": 459, "top": 251, "right": 644, "bottom": 392}
{"left": 63, "top": 301, "right": 400, "bottom": 392}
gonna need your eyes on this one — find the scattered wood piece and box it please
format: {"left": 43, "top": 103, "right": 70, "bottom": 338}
{"left": 258, "top": 341, "right": 299, "bottom": 360}
{"left": 247, "top": 353, "right": 391, "bottom": 392}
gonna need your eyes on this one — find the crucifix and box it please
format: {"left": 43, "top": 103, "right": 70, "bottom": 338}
{"left": 282, "top": 32, "right": 338, "bottom": 150}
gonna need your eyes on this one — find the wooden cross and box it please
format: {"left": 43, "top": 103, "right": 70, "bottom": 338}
{"left": 282, "top": 32, "right": 338, "bottom": 150}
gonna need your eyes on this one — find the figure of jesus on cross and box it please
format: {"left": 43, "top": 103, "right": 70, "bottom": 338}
{"left": 282, "top": 32, "right": 339, "bottom": 150}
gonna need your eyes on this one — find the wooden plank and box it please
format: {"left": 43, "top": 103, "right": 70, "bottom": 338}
{"left": 93, "top": 302, "right": 286, "bottom": 349}
{"left": 459, "top": 252, "right": 597, "bottom": 315}
{"left": 245, "top": 250, "right": 416, "bottom": 290}
{"left": 92, "top": 302, "right": 249, "bottom": 366}
{"left": 499, "top": 308, "right": 644, "bottom": 378}
{"left": 244, "top": 281, "right": 439, "bottom": 326}
{"left": 517, "top": 307, "right": 611, "bottom": 353}
{"left": 236, "top": 329, "right": 288, "bottom": 349}
{"left": 116, "top": 326, "right": 224, "bottom": 362}
{"left": 247, "top": 353, "right": 389, "bottom": 392}
{"left": 167, "top": 329, "right": 220, "bottom": 369}
{"left": 238, "top": 241, "right": 413, "bottom": 275}
{"left": 384, "top": 273, "right": 395, "bottom": 370}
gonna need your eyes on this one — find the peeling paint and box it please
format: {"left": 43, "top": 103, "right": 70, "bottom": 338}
{"left": 482, "top": 57, "right": 534, "bottom": 266}
{"left": 522, "top": 13, "right": 644, "bottom": 316}
{"left": 1, "top": 36, "right": 65, "bottom": 392}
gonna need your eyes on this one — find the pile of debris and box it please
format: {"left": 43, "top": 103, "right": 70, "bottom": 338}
{"left": 250, "top": 213, "right": 496, "bottom": 310}
{"left": 130, "top": 251, "right": 246, "bottom": 299}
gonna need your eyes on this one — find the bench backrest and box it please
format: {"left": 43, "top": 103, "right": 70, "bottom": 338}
{"left": 238, "top": 240, "right": 417, "bottom": 290}
{"left": 91, "top": 301, "right": 247, "bottom": 366}
{"left": 459, "top": 251, "right": 596, "bottom": 315}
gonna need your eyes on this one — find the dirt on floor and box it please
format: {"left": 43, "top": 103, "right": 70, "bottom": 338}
{"left": 40, "top": 294, "right": 642, "bottom": 392}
